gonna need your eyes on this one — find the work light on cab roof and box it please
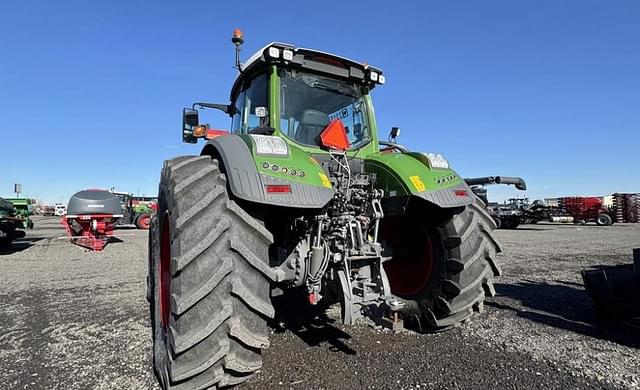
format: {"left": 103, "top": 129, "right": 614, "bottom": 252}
{"left": 230, "top": 30, "right": 386, "bottom": 87}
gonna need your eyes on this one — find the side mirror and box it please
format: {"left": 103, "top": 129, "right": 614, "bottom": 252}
{"left": 389, "top": 127, "right": 401, "bottom": 143}
{"left": 182, "top": 108, "right": 199, "bottom": 144}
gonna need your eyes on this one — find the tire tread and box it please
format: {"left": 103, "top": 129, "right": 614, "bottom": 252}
{"left": 151, "top": 155, "right": 275, "bottom": 389}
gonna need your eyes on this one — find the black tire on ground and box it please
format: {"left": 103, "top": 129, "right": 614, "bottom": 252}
{"left": 492, "top": 216, "right": 502, "bottom": 229}
{"left": 502, "top": 217, "right": 520, "bottom": 229}
{"left": 382, "top": 196, "right": 502, "bottom": 330}
{"left": 0, "top": 237, "right": 11, "bottom": 247}
{"left": 150, "top": 155, "right": 277, "bottom": 389}
{"left": 596, "top": 213, "right": 613, "bottom": 226}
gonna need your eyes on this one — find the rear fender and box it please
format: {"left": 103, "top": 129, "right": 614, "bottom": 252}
{"left": 364, "top": 152, "right": 473, "bottom": 209}
{"left": 201, "top": 134, "right": 334, "bottom": 208}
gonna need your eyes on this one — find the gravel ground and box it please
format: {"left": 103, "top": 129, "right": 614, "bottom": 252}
{"left": 0, "top": 216, "right": 638, "bottom": 389}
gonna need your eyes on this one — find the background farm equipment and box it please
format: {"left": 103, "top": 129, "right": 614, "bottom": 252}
{"left": 559, "top": 196, "right": 614, "bottom": 226}
{"left": 466, "top": 176, "right": 583, "bottom": 228}
{"left": 111, "top": 191, "right": 152, "bottom": 229}
{"left": 465, "top": 176, "right": 527, "bottom": 228}
{"left": 62, "top": 190, "right": 123, "bottom": 251}
{"left": 0, "top": 197, "right": 26, "bottom": 247}
{"left": 5, "top": 198, "right": 34, "bottom": 229}
{"left": 613, "top": 193, "right": 640, "bottom": 223}
{"left": 522, "top": 199, "right": 573, "bottom": 223}
{"left": 497, "top": 198, "right": 574, "bottom": 224}
{"left": 483, "top": 195, "right": 620, "bottom": 227}
{"left": 490, "top": 200, "right": 524, "bottom": 229}
{"left": 41, "top": 205, "right": 56, "bottom": 216}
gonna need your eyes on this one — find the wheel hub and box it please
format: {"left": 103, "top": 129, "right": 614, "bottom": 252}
{"left": 139, "top": 215, "right": 151, "bottom": 229}
{"left": 381, "top": 217, "right": 434, "bottom": 297}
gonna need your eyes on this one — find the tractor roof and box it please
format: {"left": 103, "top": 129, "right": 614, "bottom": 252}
{"left": 230, "top": 42, "right": 385, "bottom": 100}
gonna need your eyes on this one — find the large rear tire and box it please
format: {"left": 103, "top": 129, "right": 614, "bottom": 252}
{"left": 150, "top": 156, "right": 275, "bottom": 389}
{"left": 382, "top": 197, "right": 502, "bottom": 330}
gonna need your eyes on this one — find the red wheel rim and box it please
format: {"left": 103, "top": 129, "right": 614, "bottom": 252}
{"left": 381, "top": 217, "right": 434, "bottom": 296}
{"left": 159, "top": 213, "right": 171, "bottom": 332}
{"left": 139, "top": 215, "right": 151, "bottom": 229}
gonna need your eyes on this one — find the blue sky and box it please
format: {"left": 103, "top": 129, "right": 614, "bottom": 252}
{"left": 1, "top": 1, "right": 638, "bottom": 204}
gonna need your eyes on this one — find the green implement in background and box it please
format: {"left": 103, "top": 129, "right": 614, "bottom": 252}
{"left": 5, "top": 198, "right": 34, "bottom": 229}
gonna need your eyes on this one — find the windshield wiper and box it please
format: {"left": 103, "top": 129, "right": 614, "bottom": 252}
{"left": 312, "top": 82, "right": 358, "bottom": 98}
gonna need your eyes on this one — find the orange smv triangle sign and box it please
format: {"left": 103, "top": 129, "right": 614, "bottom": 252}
{"left": 320, "top": 119, "right": 351, "bottom": 151}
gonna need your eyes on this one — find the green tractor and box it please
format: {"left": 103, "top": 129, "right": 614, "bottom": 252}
{"left": 149, "top": 31, "right": 502, "bottom": 389}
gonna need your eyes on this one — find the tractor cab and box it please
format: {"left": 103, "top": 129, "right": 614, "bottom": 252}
{"left": 180, "top": 31, "right": 470, "bottom": 212}
{"left": 110, "top": 191, "right": 151, "bottom": 229}
{"left": 111, "top": 191, "right": 133, "bottom": 212}
{"left": 182, "top": 38, "right": 386, "bottom": 156}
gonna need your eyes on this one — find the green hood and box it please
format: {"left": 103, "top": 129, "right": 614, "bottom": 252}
{"left": 0, "top": 197, "right": 16, "bottom": 216}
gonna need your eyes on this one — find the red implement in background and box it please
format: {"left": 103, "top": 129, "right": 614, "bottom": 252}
{"left": 61, "top": 213, "right": 122, "bottom": 251}
{"left": 560, "top": 197, "right": 612, "bottom": 225}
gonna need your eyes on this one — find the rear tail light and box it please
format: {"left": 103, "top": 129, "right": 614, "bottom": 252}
{"left": 454, "top": 190, "right": 469, "bottom": 197}
{"left": 266, "top": 185, "right": 291, "bottom": 194}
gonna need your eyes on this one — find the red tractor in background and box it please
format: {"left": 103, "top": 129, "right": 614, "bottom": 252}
{"left": 560, "top": 196, "right": 614, "bottom": 226}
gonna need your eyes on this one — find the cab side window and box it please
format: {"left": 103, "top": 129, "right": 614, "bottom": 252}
{"left": 231, "top": 90, "right": 245, "bottom": 133}
{"left": 231, "top": 73, "right": 268, "bottom": 134}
